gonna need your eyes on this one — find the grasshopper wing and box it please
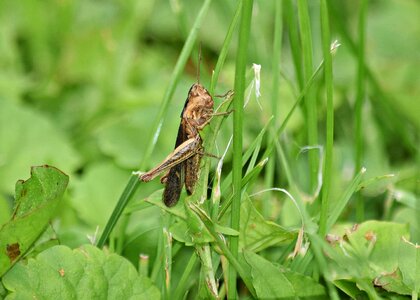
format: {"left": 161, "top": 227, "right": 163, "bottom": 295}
{"left": 162, "top": 121, "right": 186, "bottom": 207}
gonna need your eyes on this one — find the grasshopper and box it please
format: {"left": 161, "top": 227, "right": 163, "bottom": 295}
{"left": 138, "top": 78, "right": 232, "bottom": 207}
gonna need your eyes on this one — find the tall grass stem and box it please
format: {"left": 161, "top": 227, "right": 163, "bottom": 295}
{"left": 319, "top": 0, "right": 334, "bottom": 236}
{"left": 229, "top": 0, "right": 254, "bottom": 297}
{"left": 355, "top": 0, "right": 368, "bottom": 221}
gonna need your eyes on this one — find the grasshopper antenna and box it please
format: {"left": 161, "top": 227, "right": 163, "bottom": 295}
{"left": 197, "top": 42, "right": 202, "bottom": 84}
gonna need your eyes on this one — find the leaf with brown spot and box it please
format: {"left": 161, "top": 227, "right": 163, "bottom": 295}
{"left": 6, "top": 243, "right": 21, "bottom": 262}
{"left": 0, "top": 165, "right": 69, "bottom": 277}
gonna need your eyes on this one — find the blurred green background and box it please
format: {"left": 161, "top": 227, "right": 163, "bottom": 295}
{"left": 0, "top": 0, "right": 419, "bottom": 250}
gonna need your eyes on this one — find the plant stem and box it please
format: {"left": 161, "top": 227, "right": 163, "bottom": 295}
{"left": 229, "top": 0, "right": 253, "bottom": 298}
{"left": 172, "top": 252, "right": 198, "bottom": 300}
{"left": 210, "top": 1, "right": 242, "bottom": 95}
{"left": 96, "top": 175, "right": 138, "bottom": 248}
{"left": 284, "top": 0, "right": 304, "bottom": 89}
{"left": 355, "top": 0, "right": 368, "bottom": 221}
{"left": 319, "top": 0, "right": 334, "bottom": 236}
{"left": 297, "top": 0, "right": 318, "bottom": 193}
{"left": 163, "top": 227, "right": 172, "bottom": 299}
{"left": 264, "top": 0, "right": 283, "bottom": 217}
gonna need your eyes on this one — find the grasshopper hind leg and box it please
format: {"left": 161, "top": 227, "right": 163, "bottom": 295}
{"left": 185, "top": 154, "right": 201, "bottom": 195}
{"left": 162, "top": 164, "right": 183, "bottom": 207}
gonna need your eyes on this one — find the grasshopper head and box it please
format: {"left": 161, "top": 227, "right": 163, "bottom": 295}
{"left": 188, "top": 83, "right": 213, "bottom": 110}
{"left": 184, "top": 83, "right": 214, "bottom": 130}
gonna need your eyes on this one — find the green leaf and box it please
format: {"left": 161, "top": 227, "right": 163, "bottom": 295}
{"left": 333, "top": 280, "right": 367, "bottom": 299}
{"left": 0, "top": 101, "right": 80, "bottom": 195}
{"left": 2, "top": 245, "right": 160, "bottom": 300}
{"left": 238, "top": 196, "right": 296, "bottom": 252}
{"left": 398, "top": 238, "right": 420, "bottom": 294}
{"left": 0, "top": 165, "right": 69, "bottom": 276}
{"left": 170, "top": 219, "right": 214, "bottom": 245}
{"left": 243, "top": 250, "right": 325, "bottom": 298}
{"left": 214, "top": 223, "right": 239, "bottom": 236}
{"left": 344, "top": 221, "right": 409, "bottom": 274}
{"left": 328, "top": 220, "right": 410, "bottom": 290}
{"left": 374, "top": 268, "right": 412, "bottom": 296}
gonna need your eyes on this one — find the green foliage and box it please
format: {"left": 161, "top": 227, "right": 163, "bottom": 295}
{"left": 327, "top": 221, "right": 417, "bottom": 297}
{"left": 397, "top": 239, "right": 420, "bottom": 296}
{"left": 0, "top": 166, "right": 68, "bottom": 277}
{"left": 0, "top": 0, "right": 419, "bottom": 299}
{"left": 2, "top": 245, "right": 160, "bottom": 299}
{"left": 243, "top": 250, "right": 325, "bottom": 298}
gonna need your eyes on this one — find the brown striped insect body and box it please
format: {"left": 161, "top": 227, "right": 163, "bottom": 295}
{"left": 139, "top": 82, "right": 215, "bottom": 206}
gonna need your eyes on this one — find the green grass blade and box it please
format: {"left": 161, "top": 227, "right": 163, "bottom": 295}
{"left": 354, "top": 0, "right": 368, "bottom": 221}
{"left": 278, "top": 61, "right": 324, "bottom": 137}
{"left": 276, "top": 139, "right": 339, "bottom": 299}
{"left": 218, "top": 158, "right": 268, "bottom": 219}
{"left": 163, "top": 227, "right": 173, "bottom": 299}
{"left": 264, "top": 0, "right": 283, "bottom": 216}
{"left": 221, "top": 116, "right": 273, "bottom": 192}
{"left": 189, "top": 203, "right": 257, "bottom": 298}
{"left": 196, "top": 245, "right": 218, "bottom": 298}
{"left": 229, "top": 0, "right": 254, "bottom": 297}
{"left": 210, "top": 0, "right": 242, "bottom": 95}
{"left": 297, "top": 0, "right": 318, "bottom": 192}
{"left": 249, "top": 60, "right": 324, "bottom": 215}
{"left": 284, "top": 0, "right": 304, "bottom": 88}
{"left": 319, "top": 0, "right": 334, "bottom": 236}
{"left": 172, "top": 252, "right": 198, "bottom": 300}
{"left": 97, "top": 175, "right": 139, "bottom": 248}
{"left": 327, "top": 167, "right": 366, "bottom": 230}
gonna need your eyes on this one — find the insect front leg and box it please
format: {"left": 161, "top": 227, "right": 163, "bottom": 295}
{"left": 186, "top": 110, "right": 233, "bottom": 132}
{"left": 210, "top": 111, "right": 233, "bottom": 118}
{"left": 214, "top": 90, "right": 234, "bottom": 99}
{"left": 196, "top": 150, "right": 220, "bottom": 159}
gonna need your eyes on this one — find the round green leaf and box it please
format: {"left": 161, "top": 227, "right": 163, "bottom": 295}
{"left": 2, "top": 245, "right": 160, "bottom": 300}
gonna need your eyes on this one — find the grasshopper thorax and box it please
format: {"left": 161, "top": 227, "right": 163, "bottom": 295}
{"left": 183, "top": 83, "right": 214, "bottom": 132}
